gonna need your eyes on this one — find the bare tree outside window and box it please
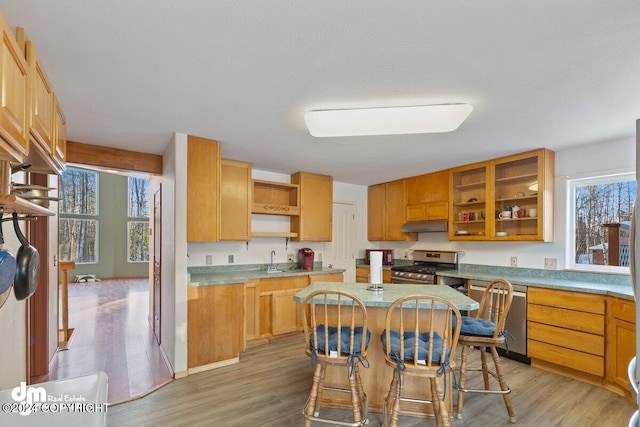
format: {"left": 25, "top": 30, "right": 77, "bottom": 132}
{"left": 59, "top": 168, "right": 99, "bottom": 264}
{"left": 128, "top": 177, "right": 150, "bottom": 263}
{"left": 571, "top": 173, "right": 636, "bottom": 270}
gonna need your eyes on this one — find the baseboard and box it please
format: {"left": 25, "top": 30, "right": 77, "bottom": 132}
{"left": 187, "top": 357, "right": 240, "bottom": 375}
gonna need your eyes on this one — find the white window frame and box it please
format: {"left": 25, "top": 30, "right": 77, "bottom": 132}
{"left": 566, "top": 169, "right": 635, "bottom": 274}
{"left": 59, "top": 218, "right": 100, "bottom": 265}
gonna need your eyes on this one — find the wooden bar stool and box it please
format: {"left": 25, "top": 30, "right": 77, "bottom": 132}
{"left": 456, "top": 278, "right": 516, "bottom": 423}
{"left": 381, "top": 294, "right": 462, "bottom": 427}
{"left": 301, "top": 290, "right": 370, "bottom": 427}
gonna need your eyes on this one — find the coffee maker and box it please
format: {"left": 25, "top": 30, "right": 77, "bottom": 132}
{"left": 298, "top": 248, "right": 315, "bottom": 270}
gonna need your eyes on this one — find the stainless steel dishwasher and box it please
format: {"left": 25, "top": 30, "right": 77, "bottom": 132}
{"left": 469, "top": 280, "right": 530, "bottom": 364}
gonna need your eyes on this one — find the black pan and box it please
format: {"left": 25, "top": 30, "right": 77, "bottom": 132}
{"left": 0, "top": 216, "right": 16, "bottom": 308}
{"left": 12, "top": 212, "right": 39, "bottom": 301}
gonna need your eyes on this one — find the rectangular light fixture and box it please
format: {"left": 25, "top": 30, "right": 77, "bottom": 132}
{"left": 304, "top": 103, "right": 472, "bottom": 137}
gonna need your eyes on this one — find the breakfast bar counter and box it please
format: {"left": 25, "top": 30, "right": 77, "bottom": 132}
{"left": 294, "top": 282, "right": 479, "bottom": 418}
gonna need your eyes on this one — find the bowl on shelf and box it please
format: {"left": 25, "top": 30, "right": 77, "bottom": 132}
{"left": 455, "top": 230, "right": 471, "bottom": 236}
{"left": 496, "top": 231, "right": 508, "bottom": 237}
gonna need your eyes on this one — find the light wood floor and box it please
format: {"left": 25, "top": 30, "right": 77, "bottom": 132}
{"left": 108, "top": 335, "right": 636, "bottom": 426}
{"left": 35, "top": 278, "right": 172, "bottom": 404}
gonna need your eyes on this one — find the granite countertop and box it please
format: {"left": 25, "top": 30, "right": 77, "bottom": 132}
{"left": 189, "top": 266, "right": 346, "bottom": 287}
{"left": 437, "top": 264, "right": 634, "bottom": 301}
{"left": 293, "top": 281, "right": 479, "bottom": 311}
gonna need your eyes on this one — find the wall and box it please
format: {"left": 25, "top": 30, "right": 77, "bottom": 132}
{"left": 65, "top": 170, "right": 149, "bottom": 279}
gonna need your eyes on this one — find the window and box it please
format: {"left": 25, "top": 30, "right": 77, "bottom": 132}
{"left": 568, "top": 171, "right": 636, "bottom": 272}
{"left": 127, "top": 177, "right": 150, "bottom": 262}
{"left": 59, "top": 168, "right": 99, "bottom": 263}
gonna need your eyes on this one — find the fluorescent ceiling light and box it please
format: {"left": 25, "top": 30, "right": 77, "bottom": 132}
{"left": 304, "top": 103, "right": 472, "bottom": 137}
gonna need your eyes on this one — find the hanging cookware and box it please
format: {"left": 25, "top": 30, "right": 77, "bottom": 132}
{"left": 0, "top": 213, "right": 16, "bottom": 308}
{"left": 12, "top": 212, "right": 40, "bottom": 301}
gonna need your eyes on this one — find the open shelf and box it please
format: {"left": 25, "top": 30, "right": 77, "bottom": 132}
{"left": 0, "top": 194, "right": 54, "bottom": 216}
{"left": 252, "top": 179, "right": 300, "bottom": 216}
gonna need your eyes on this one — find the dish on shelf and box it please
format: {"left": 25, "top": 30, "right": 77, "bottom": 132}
{"left": 455, "top": 230, "right": 471, "bottom": 235}
{"left": 496, "top": 231, "right": 508, "bottom": 236}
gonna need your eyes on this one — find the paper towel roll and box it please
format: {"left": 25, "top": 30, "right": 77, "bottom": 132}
{"left": 369, "top": 251, "right": 383, "bottom": 285}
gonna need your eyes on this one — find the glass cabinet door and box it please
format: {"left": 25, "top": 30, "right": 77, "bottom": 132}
{"left": 449, "top": 163, "right": 489, "bottom": 240}
{"left": 493, "top": 153, "right": 540, "bottom": 240}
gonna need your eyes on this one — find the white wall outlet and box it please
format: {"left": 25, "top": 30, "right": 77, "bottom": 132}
{"left": 510, "top": 256, "right": 518, "bottom": 267}
{"left": 404, "top": 251, "right": 409, "bottom": 259}
{"left": 544, "top": 257, "right": 557, "bottom": 269}
{"left": 287, "top": 254, "right": 295, "bottom": 263}
{"left": 205, "top": 255, "right": 213, "bottom": 265}
{"left": 228, "top": 254, "right": 234, "bottom": 264}
{"left": 317, "top": 252, "right": 323, "bottom": 262}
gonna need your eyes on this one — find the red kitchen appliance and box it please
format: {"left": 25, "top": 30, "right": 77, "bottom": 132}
{"left": 298, "top": 248, "right": 315, "bottom": 270}
{"left": 365, "top": 249, "right": 394, "bottom": 266}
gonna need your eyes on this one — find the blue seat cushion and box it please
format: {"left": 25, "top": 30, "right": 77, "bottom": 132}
{"left": 314, "top": 325, "right": 371, "bottom": 354}
{"left": 380, "top": 330, "right": 448, "bottom": 363}
{"left": 455, "top": 315, "right": 496, "bottom": 337}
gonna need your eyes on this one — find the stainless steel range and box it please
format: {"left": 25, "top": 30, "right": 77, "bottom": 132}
{"left": 390, "top": 250, "right": 459, "bottom": 284}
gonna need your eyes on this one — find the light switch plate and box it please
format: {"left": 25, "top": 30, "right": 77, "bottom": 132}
{"left": 544, "top": 258, "right": 557, "bottom": 269}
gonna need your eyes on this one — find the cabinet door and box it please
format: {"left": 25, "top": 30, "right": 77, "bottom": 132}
{"left": 355, "top": 267, "right": 369, "bottom": 283}
{"left": 449, "top": 162, "right": 490, "bottom": 240}
{"left": 272, "top": 289, "right": 302, "bottom": 335}
{"left": 493, "top": 149, "right": 554, "bottom": 241}
{"left": 368, "top": 184, "right": 385, "bottom": 241}
{"left": 53, "top": 96, "right": 66, "bottom": 169}
{"left": 606, "top": 297, "right": 636, "bottom": 391}
{"left": 187, "top": 136, "right": 220, "bottom": 241}
{"left": 407, "top": 170, "right": 449, "bottom": 205}
{"left": 220, "top": 159, "right": 251, "bottom": 241}
{"left": 0, "top": 14, "right": 29, "bottom": 162}
{"left": 308, "top": 273, "right": 344, "bottom": 284}
{"left": 244, "top": 280, "right": 259, "bottom": 343}
{"left": 291, "top": 172, "right": 333, "bottom": 241}
{"left": 384, "top": 179, "right": 408, "bottom": 240}
{"left": 26, "top": 40, "right": 54, "bottom": 155}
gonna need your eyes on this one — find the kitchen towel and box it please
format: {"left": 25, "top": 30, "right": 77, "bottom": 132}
{"left": 369, "top": 251, "right": 383, "bottom": 285}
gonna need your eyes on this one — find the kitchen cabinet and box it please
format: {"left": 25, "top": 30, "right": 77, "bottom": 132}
{"left": 449, "top": 149, "right": 554, "bottom": 241}
{"left": 0, "top": 14, "right": 29, "bottom": 163}
{"left": 368, "top": 179, "right": 417, "bottom": 241}
{"left": 16, "top": 27, "right": 65, "bottom": 174}
{"left": 187, "top": 135, "right": 221, "bottom": 242}
{"left": 405, "top": 170, "right": 449, "bottom": 222}
{"left": 290, "top": 171, "right": 333, "bottom": 241}
{"left": 605, "top": 297, "right": 636, "bottom": 396}
{"left": 355, "top": 266, "right": 391, "bottom": 283}
{"left": 187, "top": 283, "right": 244, "bottom": 369}
{"left": 220, "top": 159, "right": 251, "bottom": 241}
{"left": 449, "top": 162, "right": 490, "bottom": 240}
{"left": 527, "top": 288, "right": 605, "bottom": 377}
{"left": 246, "top": 273, "right": 344, "bottom": 347}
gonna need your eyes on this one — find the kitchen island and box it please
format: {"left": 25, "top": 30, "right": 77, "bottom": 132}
{"left": 294, "top": 282, "right": 479, "bottom": 418}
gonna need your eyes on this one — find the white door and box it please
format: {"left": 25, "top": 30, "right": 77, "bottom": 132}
{"left": 324, "top": 201, "right": 356, "bottom": 282}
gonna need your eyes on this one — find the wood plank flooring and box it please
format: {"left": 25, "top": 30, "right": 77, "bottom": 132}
{"left": 108, "top": 335, "right": 637, "bottom": 426}
{"left": 34, "top": 278, "right": 172, "bottom": 404}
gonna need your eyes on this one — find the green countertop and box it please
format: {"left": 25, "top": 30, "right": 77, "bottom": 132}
{"left": 189, "top": 267, "right": 345, "bottom": 287}
{"left": 438, "top": 264, "right": 633, "bottom": 301}
{"left": 293, "top": 281, "right": 479, "bottom": 311}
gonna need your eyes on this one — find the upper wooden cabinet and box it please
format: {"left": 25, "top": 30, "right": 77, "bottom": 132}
{"left": 368, "top": 179, "right": 417, "bottom": 241}
{"left": 449, "top": 149, "right": 554, "bottom": 241}
{"left": 0, "top": 15, "right": 29, "bottom": 163}
{"left": 290, "top": 172, "right": 333, "bottom": 241}
{"left": 405, "top": 170, "right": 449, "bottom": 222}
{"left": 187, "top": 136, "right": 220, "bottom": 242}
{"left": 220, "top": 159, "right": 252, "bottom": 241}
{"left": 15, "top": 26, "right": 64, "bottom": 174}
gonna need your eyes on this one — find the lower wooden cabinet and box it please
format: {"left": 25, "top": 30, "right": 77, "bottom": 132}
{"left": 187, "top": 283, "right": 244, "bottom": 369}
{"left": 527, "top": 288, "right": 605, "bottom": 377}
{"left": 245, "top": 273, "right": 344, "bottom": 346}
{"left": 356, "top": 266, "right": 391, "bottom": 283}
{"left": 606, "top": 296, "right": 636, "bottom": 394}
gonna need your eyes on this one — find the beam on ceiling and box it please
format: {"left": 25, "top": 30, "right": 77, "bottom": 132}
{"left": 66, "top": 141, "right": 163, "bottom": 175}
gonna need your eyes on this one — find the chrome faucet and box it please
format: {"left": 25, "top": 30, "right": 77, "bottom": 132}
{"left": 268, "top": 250, "right": 277, "bottom": 271}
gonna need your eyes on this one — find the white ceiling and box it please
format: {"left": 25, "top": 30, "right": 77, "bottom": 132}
{"left": 1, "top": 1, "right": 639, "bottom": 185}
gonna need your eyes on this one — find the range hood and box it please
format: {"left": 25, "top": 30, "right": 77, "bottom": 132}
{"left": 401, "top": 220, "right": 448, "bottom": 233}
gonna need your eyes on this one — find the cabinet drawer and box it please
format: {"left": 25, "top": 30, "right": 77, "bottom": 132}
{"left": 528, "top": 321, "right": 604, "bottom": 356}
{"left": 528, "top": 303, "right": 604, "bottom": 335}
{"left": 259, "top": 276, "right": 308, "bottom": 293}
{"left": 528, "top": 288, "right": 604, "bottom": 314}
{"left": 528, "top": 339, "right": 604, "bottom": 377}
{"left": 610, "top": 297, "right": 635, "bottom": 323}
